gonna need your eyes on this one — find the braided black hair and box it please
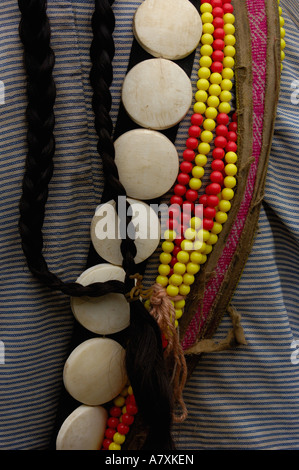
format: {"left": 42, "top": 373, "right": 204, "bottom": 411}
{"left": 18, "top": 0, "right": 175, "bottom": 450}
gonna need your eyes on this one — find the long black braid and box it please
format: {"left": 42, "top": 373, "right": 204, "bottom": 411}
{"left": 18, "top": 0, "right": 175, "bottom": 450}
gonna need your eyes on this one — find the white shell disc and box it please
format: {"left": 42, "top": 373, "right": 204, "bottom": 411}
{"left": 63, "top": 338, "right": 127, "bottom": 406}
{"left": 56, "top": 405, "right": 108, "bottom": 450}
{"left": 133, "top": 0, "right": 202, "bottom": 60}
{"left": 121, "top": 58, "right": 192, "bottom": 130}
{"left": 114, "top": 129, "right": 178, "bottom": 200}
{"left": 90, "top": 198, "right": 160, "bottom": 266}
{"left": 71, "top": 264, "right": 130, "bottom": 335}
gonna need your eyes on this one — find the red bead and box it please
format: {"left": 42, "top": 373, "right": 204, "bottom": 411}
{"left": 186, "top": 189, "right": 198, "bottom": 202}
{"left": 170, "top": 195, "right": 183, "bottom": 206}
{"left": 212, "top": 147, "right": 225, "bottom": 159}
{"left": 181, "top": 212, "right": 191, "bottom": 225}
{"left": 172, "top": 246, "right": 181, "bottom": 257}
{"left": 232, "top": 112, "right": 237, "bottom": 122}
{"left": 188, "top": 125, "right": 201, "bottom": 138}
{"left": 229, "top": 122, "right": 238, "bottom": 132}
{"left": 213, "top": 17, "right": 224, "bottom": 29}
{"left": 213, "top": 28, "right": 225, "bottom": 39}
{"left": 213, "top": 7, "right": 224, "bottom": 17}
{"left": 191, "top": 113, "right": 204, "bottom": 126}
{"left": 217, "top": 113, "right": 230, "bottom": 125}
{"left": 126, "top": 404, "right": 138, "bottom": 416}
{"left": 199, "top": 194, "right": 208, "bottom": 206}
{"left": 214, "top": 136, "right": 227, "bottom": 148}
{"left": 105, "top": 428, "right": 116, "bottom": 440}
{"left": 169, "top": 206, "right": 181, "bottom": 219}
{"left": 201, "top": 0, "right": 211, "bottom": 3}
{"left": 210, "top": 170, "right": 224, "bottom": 184}
{"left": 186, "top": 137, "right": 198, "bottom": 149}
{"left": 182, "top": 200, "right": 195, "bottom": 213}
{"left": 110, "top": 406, "right": 122, "bottom": 417}
{"left": 227, "top": 131, "right": 237, "bottom": 142}
{"left": 122, "top": 413, "right": 135, "bottom": 426}
{"left": 161, "top": 333, "right": 168, "bottom": 349}
{"left": 183, "top": 149, "right": 195, "bottom": 162}
{"left": 206, "top": 183, "right": 221, "bottom": 195}
{"left": 175, "top": 235, "right": 184, "bottom": 246}
{"left": 211, "top": 159, "right": 224, "bottom": 171}
{"left": 107, "top": 417, "right": 119, "bottom": 429}
{"left": 168, "top": 218, "right": 178, "bottom": 230}
{"left": 203, "top": 218, "right": 214, "bottom": 230}
{"left": 177, "top": 172, "right": 190, "bottom": 185}
{"left": 117, "top": 423, "right": 130, "bottom": 435}
{"left": 180, "top": 161, "right": 193, "bottom": 173}
{"left": 207, "top": 195, "right": 220, "bottom": 207}
{"left": 212, "top": 50, "right": 224, "bottom": 62}
{"left": 211, "top": 0, "right": 222, "bottom": 7}
{"left": 204, "top": 206, "right": 216, "bottom": 219}
{"left": 126, "top": 394, "right": 136, "bottom": 406}
{"left": 213, "top": 39, "right": 225, "bottom": 50}
{"left": 211, "top": 61, "right": 223, "bottom": 73}
{"left": 102, "top": 439, "right": 112, "bottom": 450}
{"left": 215, "top": 124, "right": 228, "bottom": 136}
{"left": 174, "top": 184, "right": 186, "bottom": 197}
{"left": 170, "top": 257, "right": 177, "bottom": 268}
{"left": 169, "top": 268, "right": 174, "bottom": 276}
{"left": 223, "top": 3, "right": 234, "bottom": 13}
{"left": 226, "top": 141, "right": 237, "bottom": 152}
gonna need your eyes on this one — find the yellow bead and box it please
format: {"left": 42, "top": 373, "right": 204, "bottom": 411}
{"left": 158, "top": 264, "right": 171, "bottom": 276}
{"left": 225, "top": 151, "right": 237, "bottom": 163}
{"left": 203, "top": 244, "right": 213, "bottom": 254}
{"left": 209, "top": 84, "right": 221, "bottom": 96}
{"left": 219, "top": 199, "right": 231, "bottom": 212}
{"left": 193, "top": 102, "right": 206, "bottom": 114}
{"left": 201, "top": 12, "right": 213, "bottom": 24}
{"left": 177, "top": 250, "right": 189, "bottom": 264}
{"left": 221, "top": 79, "right": 233, "bottom": 91}
{"left": 161, "top": 241, "right": 174, "bottom": 253}
{"left": 215, "top": 211, "right": 228, "bottom": 224}
{"left": 222, "top": 68, "right": 234, "bottom": 80}
{"left": 278, "top": 6, "right": 282, "bottom": 15}
{"left": 200, "top": 44, "right": 213, "bottom": 56}
{"left": 190, "top": 216, "right": 202, "bottom": 230}
{"left": 192, "top": 166, "right": 205, "bottom": 179}
{"left": 281, "top": 50, "right": 285, "bottom": 61}
{"left": 195, "top": 154, "right": 208, "bottom": 166}
{"left": 175, "top": 308, "right": 183, "bottom": 320}
{"left": 167, "top": 284, "right": 179, "bottom": 297}
{"left": 198, "top": 66, "right": 211, "bottom": 79}
{"left": 280, "top": 27, "right": 285, "bottom": 39}
{"left": 224, "top": 176, "right": 236, "bottom": 188}
{"left": 200, "top": 55, "right": 212, "bottom": 68}
{"left": 120, "top": 387, "right": 128, "bottom": 397}
{"left": 223, "top": 23, "right": 235, "bottom": 35}
{"left": 200, "top": 3, "right": 212, "bottom": 13}
{"left": 201, "top": 130, "right": 213, "bottom": 143}
{"left": 199, "top": 229, "right": 210, "bottom": 242}
{"left": 190, "top": 252, "right": 203, "bottom": 264}
{"left": 281, "top": 39, "right": 286, "bottom": 50}
{"left": 175, "top": 319, "right": 178, "bottom": 328}
{"left": 224, "top": 45, "right": 236, "bottom": 57}
{"left": 109, "top": 442, "right": 121, "bottom": 450}
{"left": 164, "top": 229, "right": 176, "bottom": 241}
{"left": 179, "top": 284, "right": 190, "bottom": 296}
{"left": 224, "top": 34, "right": 236, "bottom": 46}
{"left": 128, "top": 385, "right": 133, "bottom": 395}
{"left": 189, "top": 177, "right": 202, "bottom": 190}
{"left": 207, "top": 233, "right": 218, "bottom": 245}
{"left": 211, "top": 222, "right": 223, "bottom": 234}
{"left": 210, "top": 72, "right": 222, "bottom": 84}
{"left": 175, "top": 299, "right": 185, "bottom": 309}
{"left": 169, "top": 274, "right": 183, "bottom": 287}
{"left": 181, "top": 239, "right": 194, "bottom": 251}
{"left": 183, "top": 273, "right": 195, "bottom": 286}
{"left": 199, "top": 254, "right": 207, "bottom": 264}
{"left": 144, "top": 299, "right": 151, "bottom": 311}
{"left": 184, "top": 227, "right": 196, "bottom": 240}
{"left": 279, "top": 15, "right": 284, "bottom": 27}
{"left": 220, "top": 90, "right": 232, "bottom": 102}
{"left": 173, "top": 262, "right": 186, "bottom": 275}
{"left": 194, "top": 240, "right": 206, "bottom": 252}
{"left": 114, "top": 396, "right": 126, "bottom": 407}
{"left": 222, "top": 188, "right": 234, "bottom": 200}
{"left": 203, "top": 118, "right": 216, "bottom": 131}
{"left": 160, "top": 252, "right": 172, "bottom": 264}
{"left": 205, "top": 106, "right": 218, "bottom": 119}
{"left": 156, "top": 275, "right": 168, "bottom": 287}
{"left": 223, "top": 56, "right": 235, "bottom": 68}
{"left": 202, "top": 22, "right": 214, "bottom": 35}
{"left": 197, "top": 78, "right": 210, "bottom": 91}
{"left": 218, "top": 102, "right": 231, "bottom": 114}
{"left": 207, "top": 95, "right": 220, "bottom": 108}
{"left": 223, "top": 13, "right": 235, "bottom": 24}
{"left": 225, "top": 163, "right": 237, "bottom": 176}
{"left": 198, "top": 142, "right": 210, "bottom": 155}
{"left": 186, "top": 262, "right": 200, "bottom": 275}
{"left": 201, "top": 33, "right": 214, "bottom": 45}
{"left": 113, "top": 432, "right": 126, "bottom": 445}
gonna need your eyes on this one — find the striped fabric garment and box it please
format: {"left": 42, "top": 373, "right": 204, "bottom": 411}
{"left": 0, "top": 0, "right": 298, "bottom": 450}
